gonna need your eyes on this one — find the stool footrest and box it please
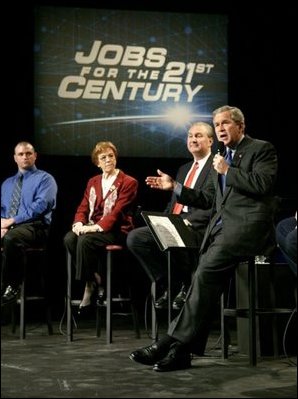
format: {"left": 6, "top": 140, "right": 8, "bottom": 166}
{"left": 224, "top": 307, "right": 294, "bottom": 317}
{"left": 221, "top": 257, "right": 296, "bottom": 367}
{"left": 17, "top": 296, "right": 46, "bottom": 303}
{"left": 66, "top": 247, "right": 140, "bottom": 343}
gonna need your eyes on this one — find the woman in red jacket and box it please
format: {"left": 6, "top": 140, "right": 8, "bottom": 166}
{"left": 64, "top": 141, "right": 138, "bottom": 314}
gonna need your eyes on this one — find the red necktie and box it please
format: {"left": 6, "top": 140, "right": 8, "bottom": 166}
{"left": 172, "top": 162, "right": 199, "bottom": 214}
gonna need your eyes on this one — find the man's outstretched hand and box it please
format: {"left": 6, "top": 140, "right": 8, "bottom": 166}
{"left": 145, "top": 169, "right": 176, "bottom": 191}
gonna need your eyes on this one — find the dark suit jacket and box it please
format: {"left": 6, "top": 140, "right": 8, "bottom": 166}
{"left": 177, "top": 136, "right": 278, "bottom": 256}
{"left": 164, "top": 154, "right": 214, "bottom": 236}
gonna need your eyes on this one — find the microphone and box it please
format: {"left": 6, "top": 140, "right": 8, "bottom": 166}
{"left": 216, "top": 141, "right": 225, "bottom": 155}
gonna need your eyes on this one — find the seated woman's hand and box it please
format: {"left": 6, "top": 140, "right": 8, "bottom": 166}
{"left": 79, "top": 224, "right": 101, "bottom": 234}
{"left": 72, "top": 222, "right": 83, "bottom": 236}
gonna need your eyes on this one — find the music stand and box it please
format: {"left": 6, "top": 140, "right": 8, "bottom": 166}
{"left": 141, "top": 211, "right": 199, "bottom": 328}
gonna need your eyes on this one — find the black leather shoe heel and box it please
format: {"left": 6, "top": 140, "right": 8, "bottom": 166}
{"left": 153, "top": 343, "right": 191, "bottom": 372}
{"left": 154, "top": 290, "right": 168, "bottom": 309}
{"left": 96, "top": 286, "right": 106, "bottom": 306}
{"left": 172, "top": 284, "right": 188, "bottom": 310}
{"left": 129, "top": 342, "right": 170, "bottom": 366}
{"left": 77, "top": 304, "right": 93, "bottom": 317}
{"left": 1, "top": 285, "right": 20, "bottom": 306}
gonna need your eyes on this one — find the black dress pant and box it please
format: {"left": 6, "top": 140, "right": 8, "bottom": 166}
{"left": 1, "top": 222, "right": 49, "bottom": 288}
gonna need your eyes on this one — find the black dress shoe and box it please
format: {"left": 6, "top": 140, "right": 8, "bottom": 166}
{"left": 1, "top": 285, "right": 20, "bottom": 306}
{"left": 172, "top": 284, "right": 188, "bottom": 310}
{"left": 129, "top": 341, "right": 171, "bottom": 365}
{"left": 153, "top": 342, "right": 192, "bottom": 372}
{"left": 77, "top": 303, "right": 93, "bottom": 316}
{"left": 96, "top": 286, "right": 106, "bottom": 306}
{"left": 154, "top": 290, "right": 168, "bottom": 309}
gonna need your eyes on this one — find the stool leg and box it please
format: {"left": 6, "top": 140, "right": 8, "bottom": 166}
{"left": 46, "top": 305, "right": 53, "bottom": 335}
{"left": 221, "top": 293, "right": 229, "bottom": 359}
{"left": 106, "top": 250, "right": 112, "bottom": 344}
{"left": 40, "top": 250, "right": 53, "bottom": 336}
{"left": 19, "top": 279, "right": 26, "bottom": 339}
{"left": 96, "top": 305, "right": 102, "bottom": 337}
{"left": 167, "top": 251, "right": 172, "bottom": 327}
{"left": 18, "top": 252, "right": 28, "bottom": 340}
{"left": 11, "top": 303, "right": 17, "bottom": 333}
{"left": 248, "top": 257, "right": 257, "bottom": 366}
{"left": 129, "top": 287, "right": 140, "bottom": 339}
{"left": 151, "top": 281, "right": 157, "bottom": 341}
{"left": 268, "top": 261, "right": 279, "bottom": 357}
{"left": 66, "top": 251, "right": 73, "bottom": 342}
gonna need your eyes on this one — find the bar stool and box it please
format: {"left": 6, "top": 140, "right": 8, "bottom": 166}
{"left": 221, "top": 255, "right": 295, "bottom": 366}
{"left": 66, "top": 245, "right": 140, "bottom": 343}
{"left": 2, "top": 246, "right": 53, "bottom": 339}
{"left": 95, "top": 245, "right": 140, "bottom": 343}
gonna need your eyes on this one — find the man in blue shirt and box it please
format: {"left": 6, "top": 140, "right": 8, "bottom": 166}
{"left": 1, "top": 141, "right": 58, "bottom": 305}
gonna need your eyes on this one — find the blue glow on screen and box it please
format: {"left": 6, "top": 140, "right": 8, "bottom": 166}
{"left": 34, "top": 7, "right": 228, "bottom": 157}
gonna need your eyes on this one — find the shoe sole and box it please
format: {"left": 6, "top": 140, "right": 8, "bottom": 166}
{"left": 129, "top": 354, "right": 157, "bottom": 366}
{"left": 153, "top": 362, "right": 191, "bottom": 372}
{"left": 172, "top": 304, "right": 183, "bottom": 310}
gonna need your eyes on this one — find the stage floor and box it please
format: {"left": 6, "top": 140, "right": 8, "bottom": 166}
{"left": 1, "top": 316, "right": 297, "bottom": 398}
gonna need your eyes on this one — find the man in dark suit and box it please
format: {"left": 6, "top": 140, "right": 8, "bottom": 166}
{"left": 127, "top": 121, "right": 214, "bottom": 309}
{"left": 129, "top": 105, "right": 278, "bottom": 371}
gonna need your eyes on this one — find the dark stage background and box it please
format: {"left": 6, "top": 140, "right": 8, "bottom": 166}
{"left": 1, "top": 1, "right": 296, "bottom": 318}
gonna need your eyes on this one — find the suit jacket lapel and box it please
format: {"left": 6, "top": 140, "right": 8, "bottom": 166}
{"left": 232, "top": 135, "right": 251, "bottom": 166}
{"left": 219, "top": 136, "right": 251, "bottom": 200}
{"left": 194, "top": 154, "right": 213, "bottom": 189}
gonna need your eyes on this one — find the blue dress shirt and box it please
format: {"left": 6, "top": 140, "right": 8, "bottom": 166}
{"left": 1, "top": 166, "right": 57, "bottom": 225}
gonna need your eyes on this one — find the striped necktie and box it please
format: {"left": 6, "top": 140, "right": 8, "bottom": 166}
{"left": 172, "top": 162, "right": 199, "bottom": 214}
{"left": 8, "top": 174, "right": 23, "bottom": 217}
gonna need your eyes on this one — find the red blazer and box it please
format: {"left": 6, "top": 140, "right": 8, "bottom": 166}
{"left": 73, "top": 170, "right": 138, "bottom": 234}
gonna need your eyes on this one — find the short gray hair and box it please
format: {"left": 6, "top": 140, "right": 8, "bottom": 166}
{"left": 189, "top": 121, "right": 214, "bottom": 138}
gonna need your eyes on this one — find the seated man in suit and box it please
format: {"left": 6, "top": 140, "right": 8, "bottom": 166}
{"left": 129, "top": 105, "right": 278, "bottom": 372}
{"left": 127, "top": 121, "right": 214, "bottom": 310}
